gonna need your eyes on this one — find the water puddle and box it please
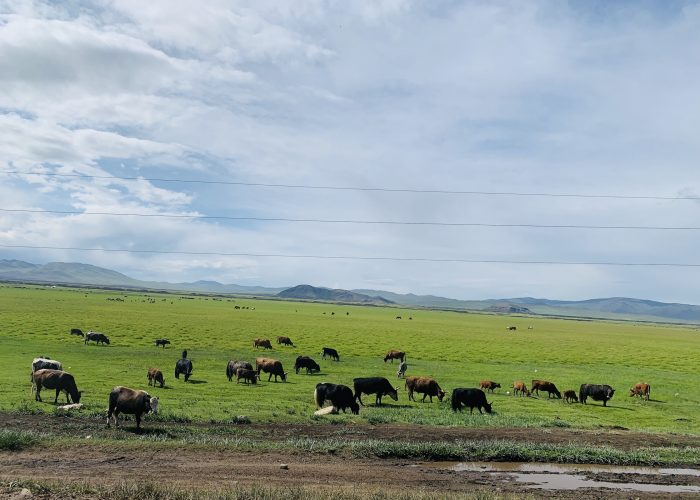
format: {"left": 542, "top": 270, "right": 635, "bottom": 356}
{"left": 508, "top": 473, "right": 700, "bottom": 493}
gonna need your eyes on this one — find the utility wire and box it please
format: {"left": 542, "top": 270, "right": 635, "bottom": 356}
{"left": 2, "top": 170, "right": 698, "bottom": 201}
{"left": 0, "top": 244, "right": 698, "bottom": 267}
{"left": 0, "top": 207, "right": 698, "bottom": 231}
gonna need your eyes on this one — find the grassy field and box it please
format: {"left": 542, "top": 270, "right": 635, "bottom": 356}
{"left": 1, "top": 284, "right": 699, "bottom": 433}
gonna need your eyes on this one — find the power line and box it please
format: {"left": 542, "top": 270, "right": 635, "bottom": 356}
{"left": 1, "top": 207, "right": 698, "bottom": 231}
{"left": 1, "top": 244, "right": 698, "bottom": 267}
{"left": 2, "top": 170, "right": 698, "bottom": 201}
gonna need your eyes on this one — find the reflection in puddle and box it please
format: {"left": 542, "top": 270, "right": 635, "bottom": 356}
{"left": 448, "top": 462, "right": 700, "bottom": 477}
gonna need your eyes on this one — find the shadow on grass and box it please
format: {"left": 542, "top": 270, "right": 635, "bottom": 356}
{"left": 185, "top": 380, "right": 207, "bottom": 385}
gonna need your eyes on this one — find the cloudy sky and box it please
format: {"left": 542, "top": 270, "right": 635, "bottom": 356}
{"left": 1, "top": 0, "right": 699, "bottom": 302}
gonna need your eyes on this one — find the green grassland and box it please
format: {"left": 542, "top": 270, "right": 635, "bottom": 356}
{"left": 1, "top": 284, "right": 698, "bottom": 433}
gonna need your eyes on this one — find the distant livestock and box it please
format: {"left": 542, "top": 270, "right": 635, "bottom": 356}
{"left": 479, "top": 380, "right": 501, "bottom": 393}
{"left": 531, "top": 379, "right": 561, "bottom": 399}
{"left": 70, "top": 328, "right": 84, "bottom": 337}
{"left": 580, "top": 384, "right": 615, "bottom": 406}
{"left": 630, "top": 383, "right": 651, "bottom": 400}
{"left": 405, "top": 376, "right": 445, "bottom": 403}
{"left": 395, "top": 316, "right": 402, "bottom": 320}
{"left": 512, "top": 381, "right": 530, "bottom": 397}
{"left": 451, "top": 388, "right": 492, "bottom": 414}
{"left": 84, "top": 331, "right": 110, "bottom": 345}
{"left": 277, "top": 336, "right": 295, "bottom": 347}
{"left": 227, "top": 360, "right": 253, "bottom": 382}
{"left": 175, "top": 358, "right": 193, "bottom": 382}
{"left": 253, "top": 338, "right": 273, "bottom": 350}
{"left": 236, "top": 368, "right": 258, "bottom": 384}
{"left": 321, "top": 347, "right": 340, "bottom": 362}
{"left": 107, "top": 386, "right": 158, "bottom": 430}
{"left": 562, "top": 390, "right": 578, "bottom": 403}
{"left": 154, "top": 338, "right": 171, "bottom": 348}
{"left": 256, "top": 358, "right": 287, "bottom": 382}
{"left": 397, "top": 361, "right": 408, "bottom": 378}
{"left": 294, "top": 356, "right": 320, "bottom": 374}
{"left": 507, "top": 326, "right": 517, "bottom": 331}
{"left": 147, "top": 368, "right": 165, "bottom": 388}
{"left": 383, "top": 350, "right": 405, "bottom": 363}
{"left": 314, "top": 383, "right": 359, "bottom": 414}
{"left": 32, "top": 369, "right": 81, "bottom": 404}
{"left": 353, "top": 377, "right": 399, "bottom": 406}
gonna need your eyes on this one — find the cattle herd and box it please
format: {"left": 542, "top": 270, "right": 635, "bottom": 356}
{"left": 25, "top": 326, "right": 654, "bottom": 431}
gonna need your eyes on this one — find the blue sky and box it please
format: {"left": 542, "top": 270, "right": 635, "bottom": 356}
{"left": 1, "top": 0, "right": 699, "bottom": 302}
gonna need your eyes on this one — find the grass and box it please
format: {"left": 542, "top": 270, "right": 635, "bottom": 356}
{"left": 0, "top": 430, "right": 36, "bottom": 450}
{"left": 1, "top": 283, "right": 699, "bottom": 433}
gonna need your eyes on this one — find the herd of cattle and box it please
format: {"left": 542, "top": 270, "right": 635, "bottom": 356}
{"left": 26, "top": 326, "right": 656, "bottom": 431}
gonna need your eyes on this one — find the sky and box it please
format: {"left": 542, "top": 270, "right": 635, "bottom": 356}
{"left": 1, "top": 0, "right": 699, "bottom": 303}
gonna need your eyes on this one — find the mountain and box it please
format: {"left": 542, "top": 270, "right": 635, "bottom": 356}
{"left": 277, "top": 284, "right": 393, "bottom": 305}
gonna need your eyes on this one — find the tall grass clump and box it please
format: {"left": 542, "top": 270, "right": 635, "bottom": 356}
{"left": 0, "top": 430, "right": 37, "bottom": 450}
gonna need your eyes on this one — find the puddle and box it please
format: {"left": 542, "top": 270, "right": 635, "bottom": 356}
{"left": 447, "top": 461, "right": 700, "bottom": 477}
{"left": 509, "top": 473, "right": 700, "bottom": 493}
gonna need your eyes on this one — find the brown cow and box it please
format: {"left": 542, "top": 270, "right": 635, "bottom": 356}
{"left": 562, "top": 390, "right": 578, "bottom": 403}
{"left": 255, "top": 357, "right": 287, "bottom": 382}
{"left": 531, "top": 379, "right": 562, "bottom": 398}
{"left": 276, "top": 336, "right": 295, "bottom": 347}
{"left": 512, "top": 381, "right": 530, "bottom": 397}
{"left": 479, "top": 380, "right": 501, "bottom": 393}
{"left": 107, "top": 386, "right": 158, "bottom": 430}
{"left": 253, "top": 338, "right": 273, "bottom": 349}
{"left": 33, "top": 369, "right": 81, "bottom": 404}
{"left": 629, "top": 382, "right": 651, "bottom": 400}
{"left": 384, "top": 350, "right": 405, "bottom": 363}
{"left": 405, "top": 376, "right": 445, "bottom": 403}
{"left": 147, "top": 368, "right": 165, "bottom": 388}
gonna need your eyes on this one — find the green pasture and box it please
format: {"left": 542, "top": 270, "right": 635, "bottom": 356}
{"left": 1, "top": 284, "right": 698, "bottom": 433}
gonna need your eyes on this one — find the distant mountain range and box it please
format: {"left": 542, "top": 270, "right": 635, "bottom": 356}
{"left": 2, "top": 259, "right": 700, "bottom": 323}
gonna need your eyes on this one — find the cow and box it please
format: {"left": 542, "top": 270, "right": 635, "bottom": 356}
{"left": 175, "top": 358, "right": 193, "bottom": 382}
{"left": 277, "top": 336, "right": 295, "bottom": 347}
{"left": 154, "top": 339, "right": 171, "bottom": 348}
{"left": 256, "top": 358, "right": 287, "bottom": 382}
{"left": 353, "top": 377, "right": 399, "bottom": 406}
{"left": 147, "top": 368, "right": 165, "bottom": 388}
{"left": 531, "top": 379, "right": 561, "bottom": 399}
{"left": 84, "top": 331, "right": 110, "bottom": 345}
{"left": 383, "top": 350, "right": 405, "bottom": 363}
{"left": 512, "top": 381, "right": 530, "bottom": 397}
{"left": 507, "top": 326, "right": 517, "bottom": 331}
{"left": 321, "top": 347, "right": 340, "bottom": 362}
{"left": 314, "top": 383, "right": 359, "bottom": 414}
{"left": 107, "top": 386, "right": 158, "bottom": 431}
{"left": 629, "top": 383, "right": 651, "bottom": 400}
{"left": 405, "top": 376, "right": 445, "bottom": 403}
{"left": 395, "top": 316, "right": 402, "bottom": 320}
{"left": 32, "top": 357, "right": 62, "bottom": 373}
{"left": 580, "top": 384, "right": 615, "bottom": 406}
{"left": 32, "top": 369, "right": 81, "bottom": 405}
{"left": 451, "top": 388, "right": 492, "bottom": 414}
{"left": 227, "top": 360, "right": 253, "bottom": 382}
{"left": 236, "top": 368, "right": 258, "bottom": 385}
{"left": 562, "top": 390, "right": 578, "bottom": 403}
{"left": 70, "top": 328, "right": 84, "bottom": 337}
{"left": 253, "top": 338, "right": 273, "bottom": 350}
{"left": 294, "top": 356, "right": 320, "bottom": 374}
{"left": 397, "top": 361, "right": 408, "bottom": 378}
{"left": 479, "top": 380, "right": 501, "bottom": 393}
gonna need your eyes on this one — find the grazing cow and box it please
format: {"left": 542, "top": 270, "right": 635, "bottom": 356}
{"left": 629, "top": 383, "right": 651, "bottom": 401}
{"left": 395, "top": 316, "right": 402, "bottom": 320}
{"left": 314, "top": 383, "right": 359, "bottom": 414}
{"left": 253, "top": 338, "right": 273, "bottom": 350}
{"left": 353, "top": 377, "right": 399, "bottom": 406}
{"left": 236, "top": 368, "right": 258, "bottom": 385}
{"left": 226, "top": 360, "right": 253, "bottom": 382}
{"left": 383, "top": 350, "right": 405, "bottom": 363}
{"left": 234, "top": 305, "right": 240, "bottom": 309}
{"left": 33, "top": 369, "right": 81, "bottom": 404}
{"left": 451, "top": 388, "right": 492, "bottom": 414}
{"left": 32, "top": 357, "right": 62, "bottom": 373}
{"left": 405, "top": 376, "right": 445, "bottom": 403}
{"left": 321, "top": 347, "right": 340, "bottom": 362}
{"left": 107, "top": 386, "right": 158, "bottom": 430}
{"left": 397, "top": 361, "right": 408, "bottom": 378}
{"left": 70, "top": 328, "right": 84, "bottom": 337}
{"left": 479, "top": 380, "right": 501, "bottom": 393}
{"left": 154, "top": 339, "right": 171, "bottom": 348}
{"left": 84, "top": 331, "right": 110, "bottom": 345}
{"left": 175, "top": 358, "right": 193, "bottom": 382}
{"left": 294, "top": 356, "right": 320, "bottom": 374}
{"left": 507, "top": 326, "right": 517, "bottom": 331}
{"left": 147, "top": 368, "right": 165, "bottom": 388}
{"left": 256, "top": 358, "right": 287, "bottom": 382}
{"left": 531, "top": 379, "right": 562, "bottom": 399}
{"left": 276, "top": 336, "right": 295, "bottom": 347}
{"left": 580, "top": 384, "right": 615, "bottom": 406}
{"left": 512, "top": 381, "right": 531, "bottom": 397}
{"left": 562, "top": 390, "right": 578, "bottom": 403}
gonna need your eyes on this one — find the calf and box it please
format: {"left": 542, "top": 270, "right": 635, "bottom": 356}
{"left": 33, "top": 369, "right": 82, "bottom": 404}
{"left": 562, "top": 390, "right": 578, "bottom": 403}
{"left": 479, "top": 380, "right": 501, "bottom": 393}
{"left": 405, "top": 376, "right": 445, "bottom": 403}
{"left": 314, "top": 383, "right": 359, "bottom": 414}
{"left": 253, "top": 338, "right": 273, "bottom": 349}
{"left": 84, "top": 331, "right": 110, "bottom": 345}
{"left": 107, "top": 386, "right": 158, "bottom": 430}
{"left": 294, "top": 356, "right": 320, "bottom": 374}
{"left": 256, "top": 358, "right": 287, "bottom": 382}
{"left": 512, "top": 381, "right": 530, "bottom": 397}
{"left": 580, "top": 383, "right": 615, "bottom": 406}
{"left": 383, "top": 350, "right": 405, "bottom": 363}
{"left": 451, "top": 388, "right": 492, "bottom": 414}
{"left": 531, "top": 379, "right": 561, "bottom": 399}
{"left": 396, "top": 361, "right": 408, "bottom": 378}
{"left": 227, "top": 360, "right": 253, "bottom": 382}
{"left": 154, "top": 338, "right": 171, "bottom": 348}
{"left": 321, "top": 347, "right": 340, "bottom": 361}
{"left": 277, "top": 336, "right": 295, "bottom": 347}
{"left": 629, "top": 383, "right": 651, "bottom": 400}
{"left": 70, "top": 328, "right": 84, "bottom": 337}
{"left": 236, "top": 368, "right": 258, "bottom": 385}
{"left": 147, "top": 368, "right": 165, "bottom": 388}
{"left": 353, "top": 377, "right": 399, "bottom": 406}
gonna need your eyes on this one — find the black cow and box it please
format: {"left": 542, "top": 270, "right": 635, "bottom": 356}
{"left": 294, "top": 356, "right": 320, "bottom": 374}
{"left": 579, "top": 384, "right": 615, "bottom": 406}
{"left": 154, "top": 338, "right": 171, "bottom": 348}
{"left": 353, "top": 377, "right": 399, "bottom": 406}
{"left": 84, "top": 331, "right": 110, "bottom": 345}
{"left": 70, "top": 328, "right": 84, "bottom": 337}
{"left": 175, "top": 358, "right": 193, "bottom": 382}
{"left": 451, "top": 388, "right": 492, "bottom": 414}
{"left": 226, "top": 360, "right": 253, "bottom": 382}
{"left": 314, "top": 383, "right": 359, "bottom": 414}
{"left": 321, "top": 347, "right": 340, "bottom": 362}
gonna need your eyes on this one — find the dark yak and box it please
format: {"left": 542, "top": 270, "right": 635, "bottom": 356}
{"left": 451, "top": 388, "right": 492, "bottom": 414}
{"left": 84, "top": 331, "right": 110, "bottom": 345}
{"left": 253, "top": 338, "right": 273, "bottom": 349}
{"left": 562, "top": 390, "right": 578, "bottom": 403}
{"left": 32, "top": 357, "right": 62, "bottom": 373}
{"left": 236, "top": 368, "right": 258, "bottom": 384}
{"left": 276, "top": 336, "right": 295, "bottom": 347}
{"left": 154, "top": 338, "right": 171, "bottom": 348}
{"left": 32, "top": 369, "right": 82, "bottom": 404}
{"left": 314, "top": 383, "right": 359, "bottom": 414}
{"left": 321, "top": 347, "right": 340, "bottom": 361}
{"left": 107, "top": 386, "right": 158, "bottom": 430}
{"left": 353, "top": 377, "right": 399, "bottom": 406}
{"left": 175, "top": 356, "right": 193, "bottom": 382}
{"left": 226, "top": 360, "right": 253, "bottom": 382}
{"left": 70, "top": 328, "right": 84, "bottom": 337}
{"left": 294, "top": 356, "right": 320, "bottom": 374}
{"left": 580, "top": 384, "right": 615, "bottom": 406}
